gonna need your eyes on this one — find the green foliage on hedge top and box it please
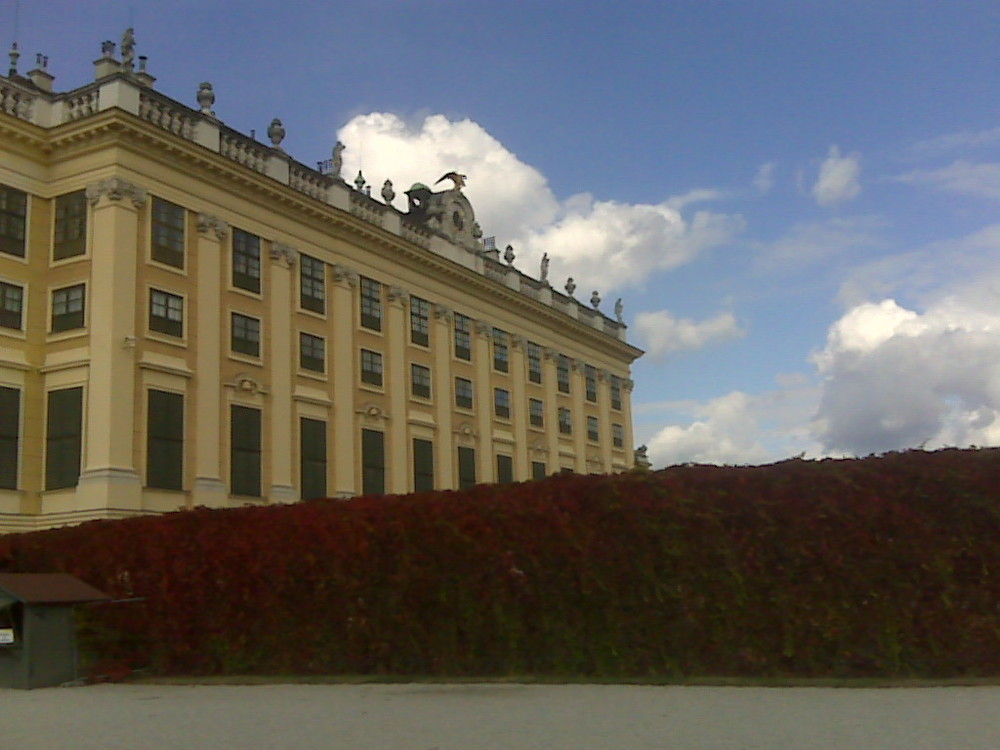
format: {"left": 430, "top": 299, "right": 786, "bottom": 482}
{"left": 2, "top": 447, "right": 999, "bottom": 678}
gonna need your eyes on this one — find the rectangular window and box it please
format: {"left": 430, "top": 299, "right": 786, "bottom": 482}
{"left": 613, "top": 423, "right": 624, "bottom": 449}
{"left": 458, "top": 446, "right": 476, "bottom": 490}
{"left": 0, "top": 280, "right": 24, "bottom": 330}
{"left": 497, "top": 454, "right": 514, "bottom": 484}
{"left": 558, "top": 407, "right": 572, "bottom": 435}
{"left": 455, "top": 377, "right": 473, "bottom": 409}
{"left": 232, "top": 228, "right": 261, "bottom": 293}
{"left": 147, "top": 390, "right": 183, "bottom": 490}
{"left": 45, "top": 386, "right": 82, "bottom": 490}
{"left": 529, "top": 398, "right": 544, "bottom": 428}
{"left": 413, "top": 438, "right": 434, "bottom": 492}
{"left": 557, "top": 355, "right": 571, "bottom": 394}
{"left": 149, "top": 289, "right": 183, "bottom": 337}
{"left": 410, "top": 296, "right": 430, "bottom": 346}
{"left": 611, "top": 376, "right": 622, "bottom": 411}
{"left": 53, "top": 191, "right": 87, "bottom": 260}
{"left": 454, "top": 313, "right": 471, "bottom": 360}
{"left": 151, "top": 197, "right": 185, "bottom": 268}
{"left": 587, "top": 415, "right": 600, "bottom": 442}
{"left": 361, "top": 349, "right": 383, "bottom": 386}
{"left": 300, "top": 417, "right": 327, "bottom": 500}
{"left": 531, "top": 461, "right": 547, "bottom": 480}
{"left": 585, "top": 365, "right": 598, "bottom": 402}
{"left": 300, "top": 254, "right": 326, "bottom": 313}
{"left": 527, "top": 342, "right": 542, "bottom": 384}
{"left": 0, "top": 386, "right": 19, "bottom": 489}
{"left": 231, "top": 313, "right": 260, "bottom": 357}
{"left": 360, "top": 276, "right": 382, "bottom": 331}
{"left": 492, "top": 328, "right": 509, "bottom": 372}
{"left": 231, "top": 405, "right": 261, "bottom": 496}
{"left": 411, "top": 363, "right": 431, "bottom": 399}
{"left": 51, "top": 283, "right": 85, "bottom": 332}
{"left": 0, "top": 185, "right": 27, "bottom": 257}
{"left": 299, "top": 332, "right": 325, "bottom": 372}
{"left": 362, "top": 428, "right": 385, "bottom": 495}
{"left": 494, "top": 388, "right": 511, "bottom": 419}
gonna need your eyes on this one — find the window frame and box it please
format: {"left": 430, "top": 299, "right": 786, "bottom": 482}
{"left": 612, "top": 423, "right": 625, "bottom": 449}
{"left": 527, "top": 341, "right": 542, "bottom": 384}
{"left": 454, "top": 313, "right": 472, "bottom": 360}
{"left": 147, "top": 389, "right": 184, "bottom": 490}
{"left": 492, "top": 328, "right": 509, "bottom": 372}
{"left": 529, "top": 398, "right": 544, "bottom": 428}
{"left": 299, "top": 254, "right": 326, "bottom": 314}
{"left": 493, "top": 387, "right": 511, "bottom": 419}
{"left": 454, "top": 377, "right": 474, "bottom": 410}
{"left": 413, "top": 437, "right": 434, "bottom": 492}
{"left": 230, "top": 404, "right": 262, "bottom": 497}
{"left": 585, "top": 365, "right": 598, "bottom": 402}
{"left": 558, "top": 406, "right": 572, "bottom": 435}
{"left": 0, "top": 280, "right": 24, "bottom": 330}
{"left": 557, "top": 355, "right": 571, "bottom": 394}
{"left": 299, "top": 332, "right": 326, "bottom": 373}
{"left": 149, "top": 288, "right": 184, "bottom": 338}
{"left": 360, "top": 276, "right": 382, "bottom": 331}
{"left": 411, "top": 363, "right": 431, "bottom": 399}
{"left": 50, "top": 283, "right": 86, "bottom": 333}
{"left": 410, "top": 295, "right": 430, "bottom": 346}
{"left": 231, "top": 312, "right": 261, "bottom": 358}
{"left": 611, "top": 376, "right": 623, "bottom": 411}
{"left": 45, "top": 386, "right": 83, "bottom": 491}
{"left": 587, "top": 415, "right": 600, "bottom": 442}
{"left": 232, "top": 228, "right": 262, "bottom": 294}
{"left": 360, "top": 348, "right": 383, "bottom": 387}
{"left": 496, "top": 454, "right": 514, "bottom": 484}
{"left": 300, "top": 417, "right": 327, "bottom": 500}
{"left": 0, "top": 386, "right": 20, "bottom": 489}
{"left": 53, "top": 190, "right": 87, "bottom": 261}
{"left": 0, "top": 184, "right": 28, "bottom": 258}
{"left": 361, "top": 428, "right": 385, "bottom": 495}
{"left": 151, "top": 197, "right": 185, "bottom": 269}
{"left": 457, "top": 445, "right": 476, "bottom": 490}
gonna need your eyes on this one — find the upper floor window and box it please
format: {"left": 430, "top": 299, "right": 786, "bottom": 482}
{"left": 360, "top": 276, "right": 382, "bottom": 331}
{"left": 454, "top": 313, "right": 472, "bottom": 360}
{"left": 0, "top": 185, "right": 27, "bottom": 258}
{"left": 612, "top": 423, "right": 624, "bottom": 449}
{"left": 231, "top": 312, "right": 260, "bottom": 357}
{"left": 611, "top": 376, "right": 623, "bottom": 410}
{"left": 492, "top": 328, "right": 509, "bottom": 372}
{"left": 300, "top": 332, "right": 326, "bottom": 373}
{"left": 558, "top": 407, "right": 572, "bottom": 435}
{"left": 455, "top": 377, "right": 473, "bottom": 410}
{"left": 232, "top": 228, "right": 261, "bottom": 293}
{"left": 557, "top": 355, "right": 571, "bottom": 394}
{"left": 149, "top": 289, "right": 184, "bottom": 337}
{"left": 587, "top": 415, "right": 599, "bottom": 442}
{"left": 585, "top": 365, "right": 598, "bottom": 402}
{"left": 0, "top": 280, "right": 24, "bottom": 330}
{"left": 494, "top": 388, "right": 511, "bottom": 419}
{"left": 51, "top": 284, "right": 85, "bottom": 332}
{"left": 0, "top": 386, "right": 19, "bottom": 489}
{"left": 411, "top": 363, "right": 431, "bottom": 399}
{"left": 53, "top": 191, "right": 87, "bottom": 260}
{"left": 527, "top": 341, "right": 542, "bottom": 384}
{"left": 361, "top": 349, "right": 383, "bottom": 386}
{"left": 529, "top": 398, "right": 544, "bottom": 428}
{"left": 410, "top": 296, "right": 430, "bottom": 346}
{"left": 151, "top": 197, "right": 185, "bottom": 268}
{"left": 300, "top": 254, "right": 325, "bottom": 314}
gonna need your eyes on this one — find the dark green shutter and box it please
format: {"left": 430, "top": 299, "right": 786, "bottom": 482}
{"left": 413, "top": 438, "right": 434, "bottom": 492}
{"left": 496, "top": 454, "right": 513, "bottom": 484}
{"left": 361, "top": 428, "right": 385, "bottom": 495}
{"left": 300, "top": 418, "right": 327, "bottom": 500}
{"left": 0, "top": 386, "right": 19, "bottom": 489}
{"left": 147, "top": 390, "right": 184, "bottom": 490}
{"left": 45, "top": 387, "right": 83, "bottom": 490}
{"left": 458, "top": 446, "right": 476, "bottom": 490}
{"left": 231, "top": 405, "right": 261, "bottom": 496}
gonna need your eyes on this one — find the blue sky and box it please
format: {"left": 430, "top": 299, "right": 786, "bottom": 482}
{"left": 9, "top": 1, "right": 1000, "bottom": 466}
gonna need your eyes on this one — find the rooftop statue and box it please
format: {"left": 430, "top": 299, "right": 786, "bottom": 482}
{"left": 615, "top": 297, "right": 624, "bottom": 324}
{"left": 331, "top": 141, "right": 345, "bottom": 178}
{"left": 121, "top": 28, "right": 136, "bottom": 72}
{"left": 540, "top": 252, "right": 549, "bottom": 283}
{"left": 435, "top": 171, "right": 467, "bottom": 190}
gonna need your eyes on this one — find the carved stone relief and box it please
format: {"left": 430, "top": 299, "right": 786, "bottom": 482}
{"left": 85, "top": 177, "right": 148, "bottom": 209}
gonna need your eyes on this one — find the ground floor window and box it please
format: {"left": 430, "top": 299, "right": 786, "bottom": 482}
{"left": 413, "top": 438, "right": 434, "bottom": 492}
{"left": 0, "top": 386, "right": 20, "bottom": 489}
{"left": 300, "top": 417, "right": 327, "bottom": 500}
{"left": 45, "top": 387, "right": 83, "bottom": 490}
{"left": 458, "top": 446, "right": 476, "bottom": 489}
{"left": 147, "top": 390, "right": 183, "bottom": 490}
{"left": 496, "top": 454, "right": 514, "bottom": 484}
{"left": 231, "top": 405, "right": 261, "bottom": 496}
{"left": 362, "top": 428, "right": 385, "bottom": 495}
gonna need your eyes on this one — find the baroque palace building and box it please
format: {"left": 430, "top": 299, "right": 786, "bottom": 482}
{"left": 0, "top": 32, "right": 642, "bottom": 533}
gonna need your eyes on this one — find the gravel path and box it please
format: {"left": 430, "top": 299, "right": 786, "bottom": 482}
{"left": 3, "top": 683, "right": 1000, "bottom": 749}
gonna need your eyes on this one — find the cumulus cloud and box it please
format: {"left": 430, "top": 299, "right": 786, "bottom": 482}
{"left": 895, "top": 160, "right": 1000, "bottom": 202}
{"left": 633, "top": 309, "right": 745, "bottom": 361}
{"left": 337, "top": 113, "right": 743, "bottom": 294}
{"left": 812, "top": 145, "right": 862, "bottom": 207}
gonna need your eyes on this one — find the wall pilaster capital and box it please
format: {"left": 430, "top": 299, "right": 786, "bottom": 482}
{"left": 331, "top": 263, "right": 358, "bottom": 288}
{"left": 622, "top": 378, "right": 635, "bottom": 392}
{"left": 433, "top": 304, "right": 452, "bottom": 322}
{"left": 270, "top": 242, "right": 298, "bottom": 268}
{"left": 85, "top": 177, "right": 148, "bottom": 209}
{"left": 387, "top": 285, "right": 408, "bottom": 305}
{"left": 474, "top": 320, "right": 491, "bottom": 337}
{"left": 196, "top": 213, "right": 230, "bottom": 241}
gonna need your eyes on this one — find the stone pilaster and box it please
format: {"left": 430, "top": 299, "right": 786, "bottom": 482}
{"left": 509, "top": 335, "right": 529, "bottom": 479}
{"left": 473, "top": 320, "right": 493, "bottom": 482}
{"left": 330, "top": 265, "right": 358, "bottom": 496}
{"left": 268, "top": 242, "right": 298, "bottom": 503}
{"left": 385, "top": 286, "right": 408, "bottom": 493}
{"left": 542, "top": 347, "right": 559, "bottom": 473}
{"left": 432, "top": 305, "right": 455, "bottom": 489}
{"left": 570, "top": 358, "right": 587, "bottom": 473}
{"left": 597, "top": 369, "right": 613, "bottom": 472}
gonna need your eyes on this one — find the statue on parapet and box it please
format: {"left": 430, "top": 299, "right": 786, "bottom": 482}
{"left": 435, "top": 171, "right": 467, "bottom": 190}
{"left": 121, "top": 28, "right": 136, "bottom": 72}
{"left": 540, "top": 252, "right": 550, "bottom": 284}
{"left": 331, "top": 141, "right": 345, "bottom": 178}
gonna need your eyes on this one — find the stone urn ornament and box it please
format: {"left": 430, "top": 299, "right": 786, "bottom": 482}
{"left": 267, "top": 118, "right": 286, "bottom": 150}
{"left": 196, "top": 82, "right": 216, "bottom": 117}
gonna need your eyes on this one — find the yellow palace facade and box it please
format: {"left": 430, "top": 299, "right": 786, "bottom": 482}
{"left": 0, "top": 36, "right": 642, "bottom": 533}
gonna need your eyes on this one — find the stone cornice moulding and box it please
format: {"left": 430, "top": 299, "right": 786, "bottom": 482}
{"left": 196, "top": 212, "right": 230, "bottom": 241}
{"left": 85, "top": 176, "right": 148, "bottom": 209}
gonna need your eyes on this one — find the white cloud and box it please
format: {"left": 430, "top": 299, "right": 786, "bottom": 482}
{"left": 337, "top": 112, "right": 744, "bottom": 295}
{"left": 753, "top": 162, "right": 776, "bottom": 194}
{"left": 812, "top": 145, "right": 862, "bottom": 207}
{"left": 895, "top": 160, "right": 1000, "bottom": 202}
{"left": 633, "top": 309, "right": 745, "bottom": 361}
{"left": 757, "top": 215, "right": 887, "bottom": 271}
{"left": 908, "top": 127, "right": 1000, "bottom": 157}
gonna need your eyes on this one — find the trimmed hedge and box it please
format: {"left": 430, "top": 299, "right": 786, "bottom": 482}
{"left": 2, "top": 448, "right": 999, "bottom": 678}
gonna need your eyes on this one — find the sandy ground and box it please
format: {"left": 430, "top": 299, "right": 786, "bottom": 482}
{"left": 3, "top": 682, "right": 1000, "bottom": 749}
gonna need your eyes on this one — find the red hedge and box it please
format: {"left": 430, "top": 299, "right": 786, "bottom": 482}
{"left": 2, "top": 448, "right": 999, "bottom": 678}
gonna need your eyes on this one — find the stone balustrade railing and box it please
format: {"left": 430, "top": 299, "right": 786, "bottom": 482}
{"left": 138, "top": 90, "right": 195, "bottom": 139}
{"left": 0, "top": 80, "right": 35, "bottom": 121}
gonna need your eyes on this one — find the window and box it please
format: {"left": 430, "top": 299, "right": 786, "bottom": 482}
{"left": 231, "top": 313, "right": 260, "bottom": 357}
{"left": 527, "top": 341, "right": 542, "bottom": 384}
{"left": 232, "top": 228, "right": 261, "bottom": 293}
{"left": 497, "top": 454, "right": 514, "bottom": 484}
{"left": 0, "top": 386, "right": 19, "bottom": 489}
{"left": 147, "top": 390, "right": 183, "bottom": 490}
{"left": 492, "top": 328, "right": 509, "bottom": 372}
{"left": 0, "top": 185, "right": 27, "bottom": 257}
{"left": 529, "top": 398, "right": 544, "bottom": 428}
{"left": 558, "top": 407, "right": 572, "bottom": 435}
{"left": 51, "top": 284, "right": 85, "bottom": 332}
{"left": 494, "top": 388, "right": 511, "bottom": 419}
{"left": 455, "top": 377, "right": 473, "bottom": 409}
{"left": 587, "top": 415, "right": 599, "bottom": 442}
{"left": 411, "top": 363, "right": 431, "bottom": 399}
{"left": 300, "top": 254, "right": 325, "bottom": 313}
{"left": 458, "top": 446, "right": 476, "bottom": 490}
{"left": 557, "top": 355, "right": 571, "bottom": 394}
{"left": 45, "top": 386, "right": 82, "bottom": 490}
{"left": 613, "top": 423, "right": 624, "bottom": 449}
{"left": 360, "top": 276, "right": 382, "bottom": 331}
{"left": 53, "top": 191, "right": 87, "bottom": 260}
{"left": 0, "top": 281, "right": 24, "bottom": 330}
{"left": 410, "top": 296, "right": 430, "bottom": 346}
{"left": 532, "top": 461, "right": 546, "bottom": 480}
{"left": 362, "top": 428, "right": 385, "bottom": 495}
{"left": 149, "top": 289, "right": 183, "bottom": 337}
{"left": 151, "top": 197, "right": 185, "bottom": 268}
{"left": 454, "top": 313, "right": 471, "bottom": 360}
{"left": 413, "top": 438, "right": 434, "bottom": 492}
{"left": 361, "top": 349, "right": 383, "bottom": 386}
{"left": 611, "top": 376, "right": 622, "bottom": 410}
{"left": 300, "top": 417, "right": 327, "bottom": 500}
{"left": 585, "top": 365, "right": 597, "bottom": 402}
{"left": 300, "top": 333, "right": 325, "bottom": 372}
{"left": 231, "top": 405, "right": 261, "bottom": 496}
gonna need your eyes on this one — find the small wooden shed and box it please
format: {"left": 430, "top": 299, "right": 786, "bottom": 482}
{"left": 0, "top": 573, "right": 111, "bottom": 689}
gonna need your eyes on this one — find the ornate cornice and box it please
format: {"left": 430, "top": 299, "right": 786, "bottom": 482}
{"left": 85, "top": 177, "right": 147, "bottom": 209}
{"left": 196, "top": 212, "right": 229, "bottom": 241}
